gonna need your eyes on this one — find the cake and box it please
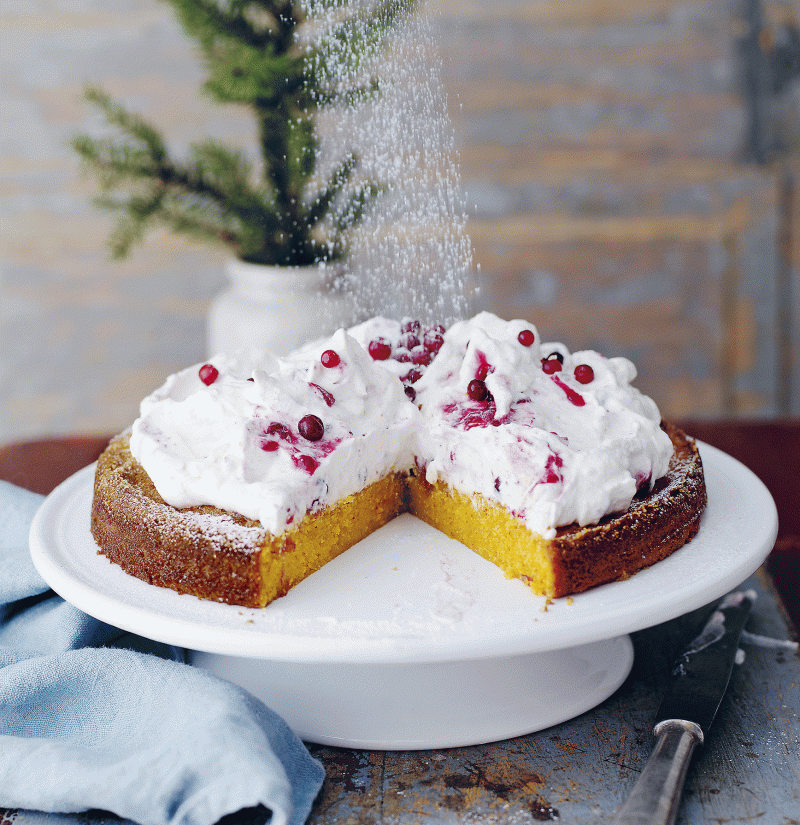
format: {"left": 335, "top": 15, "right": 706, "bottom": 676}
{"left": 90, "top": 312, "right": 707, "bottom": 607}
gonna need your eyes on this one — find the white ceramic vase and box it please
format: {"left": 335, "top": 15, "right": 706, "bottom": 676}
{"left": 208, "top": 259, "right": 356, "bottom": 356}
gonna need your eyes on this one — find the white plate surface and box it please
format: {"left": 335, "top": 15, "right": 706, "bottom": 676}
{"left": 30, "top": 442, "right": 777, "bottom": 664}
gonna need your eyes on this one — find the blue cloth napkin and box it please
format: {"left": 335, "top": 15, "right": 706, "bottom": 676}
{"left": 0, "top": 480, "right": 325, "bottom": 825}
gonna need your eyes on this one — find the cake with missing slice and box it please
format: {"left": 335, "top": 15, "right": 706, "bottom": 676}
{"left": 90, "top": 313, "right": 706, "bottom": 607}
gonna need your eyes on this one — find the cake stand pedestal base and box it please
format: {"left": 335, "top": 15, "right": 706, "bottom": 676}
{"left": 190, "top": 634, "right": 634, "bottom": 750}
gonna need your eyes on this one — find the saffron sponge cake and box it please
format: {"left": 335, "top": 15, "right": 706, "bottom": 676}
{"left": 91, "top": 433, "right": 410, "bottom": 608}
{"left": 90, "top": 313, "right": 706, "bottom": 607}
{"left": 406, "top": 422, "right": 703, "bottom": 598}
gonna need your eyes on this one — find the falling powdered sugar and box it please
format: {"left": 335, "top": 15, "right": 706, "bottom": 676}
{"left": 300, "top": 0, "right": 478, "bottom": 325}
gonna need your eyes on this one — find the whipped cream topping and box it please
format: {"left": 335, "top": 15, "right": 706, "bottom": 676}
{"left": 413, "top": 312, "right": 673, "bottom": 537}
{"left": 130, "top": 312, "right": 673, "bottom": 539}
{"left": 129, "top": 329, "right": 419, "bottom": 535}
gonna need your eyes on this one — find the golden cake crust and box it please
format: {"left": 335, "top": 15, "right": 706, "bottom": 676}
{"left": 90, "top": 423, "right": 706, "bottom": 607}
{"left": 91, "top": 432, "right": 267, "bottom": 606}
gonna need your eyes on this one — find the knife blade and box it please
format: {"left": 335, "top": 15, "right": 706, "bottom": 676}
{"left": 609, "top": 589, "right": 756, "bottom": 825}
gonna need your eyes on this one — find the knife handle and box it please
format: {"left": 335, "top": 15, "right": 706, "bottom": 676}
{"left": 609, "top": 719, "right": 704, "bottom": 825}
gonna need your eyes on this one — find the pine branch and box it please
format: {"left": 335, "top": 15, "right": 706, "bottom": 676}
{"left": 323, "top": 0, "right": 413, "bottom": 81}
{"left": 157, "top": 193, "right": 258, "bottom": 259}
{"left": 335, "top": 181, "right": 381, "bottom": 236}
{"left": 164, "top": 0, "right": 286, "bottom": 53}
{"left": 72, "top": 0, "right": 418, "bottom": 265}
{"left": 304, "top": 152, "right": 357, "bottom": 226}
{"left": 204, "top": 47, "right": 307, "bottom": 107}
{"left": 86, "top": 86, "right": 166, "bottom": 156}
{"left": 167, "top": 0, "right": 308, "bottom": 108}
{"left": 73, "top": 93, "right": 288, "bottom": 259}
{"left": 99, "top": 190, "right": 166, "bottom": 259}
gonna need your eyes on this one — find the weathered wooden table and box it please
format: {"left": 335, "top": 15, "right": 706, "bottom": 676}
{"left": 1, "top": 422, "right": 798, "bottom": 823}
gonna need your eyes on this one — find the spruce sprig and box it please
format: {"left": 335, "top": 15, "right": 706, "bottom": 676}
{"left": 71, "top": 0, "right": 413, "bottom": 265}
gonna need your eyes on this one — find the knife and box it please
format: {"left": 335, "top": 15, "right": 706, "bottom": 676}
{"left": 609, "top": 589, "right": 756, "bottom": 825}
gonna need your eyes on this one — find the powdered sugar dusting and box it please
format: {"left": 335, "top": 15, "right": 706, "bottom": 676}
{"left": 432, "top": 555, "right": 477, "bottom": 623}
{"left": 117, "top": 467, "right": 265, "bottom": 557}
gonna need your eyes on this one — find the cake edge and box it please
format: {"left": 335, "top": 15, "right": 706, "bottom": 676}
{"left": 550, "top": 422, "right": 707, "bottom": 597}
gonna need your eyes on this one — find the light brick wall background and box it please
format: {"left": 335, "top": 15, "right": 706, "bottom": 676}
{"left": 2, "top": 0, "right": 799, "bottom": 443}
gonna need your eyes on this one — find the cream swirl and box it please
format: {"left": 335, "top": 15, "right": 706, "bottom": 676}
{"left": 129, "top": 329, "right": 420, "bottom": 535}
{"left": 413, "top": 312, "right": 673, "bottom": 537}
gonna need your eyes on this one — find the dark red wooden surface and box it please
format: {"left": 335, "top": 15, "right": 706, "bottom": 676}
{"left": 678, "top": 419, "right": 799, "bottom": 631}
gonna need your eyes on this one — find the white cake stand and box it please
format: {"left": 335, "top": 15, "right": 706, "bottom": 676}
{"left": 29, "top": 443, "right": 777, "bottom": 750}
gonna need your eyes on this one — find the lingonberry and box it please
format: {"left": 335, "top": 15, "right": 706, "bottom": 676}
{"left": 368, "top": 339, "right": 391, "bottom": 360}
{"left": 320, "top": 349, "right": 340, "bottom": 368}
{"left": 295, "top": 454, "right": 320, "bottom": 474}
{"left": 411, "top": 348, "right": 432, "bottom": 366}
{"left": 199, "top": 364, "right": 219, "bottom": 385}
{"left": 475, "top": 362, "right": 491, "bottom": 381}
{"left": 399, "top": 332, "right": 420, "bottom": 350}
{"left": 424, "top": 330, "right": 444, "bottom": 353}
{"left": 574, "top": 364, "right": 595, "bottom": 384}
{"left": 298, "top": 414, "right": 324, "bottom": 441}
{"left": 467, "top": 378, "right": 488, "bottom": 401}
{"left": 310, "top": 383, "right": 335, "bottom": 407}
{"left": 517, "top": 329, "right": 535, "bottom": 347}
